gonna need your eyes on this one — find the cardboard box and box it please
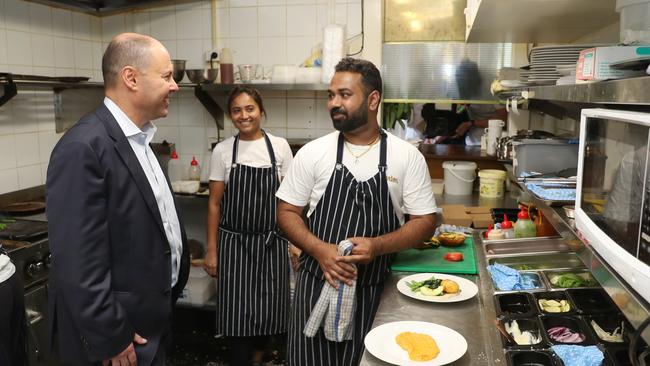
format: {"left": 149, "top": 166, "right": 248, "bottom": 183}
{"left": 471, "top": 213, "right": 493, "bottom": 228}
{"left": 440, "top": 204, "right": 473, "bottom": 227}
{"left": 576, "top": 46, "right": 648, "bottom": 81}
{"left": 466, "top": 206, "right": 491, "bottom": 215}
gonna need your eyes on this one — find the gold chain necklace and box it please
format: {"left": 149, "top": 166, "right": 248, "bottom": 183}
{"left": 344, "top": 135, "right": 380, "bottom": 164}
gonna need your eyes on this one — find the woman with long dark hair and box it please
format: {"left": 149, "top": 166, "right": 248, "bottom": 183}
{"left": 204, "top": 86, "right": 293, "bottom": 365}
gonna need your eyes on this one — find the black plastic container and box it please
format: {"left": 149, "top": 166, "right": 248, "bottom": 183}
{"left": 541, "top": 315, "right": 594, "bottom": 345}
{"left": 492, "top": 208, "right": 520, "bottom": 224}
{"left": 507, "top": 350, "right": 559, "bottom": 366}
{"left": 566, "top": 289, "right": 618, "bottom": 315}
{"left": 500, "top": 318, "right": 548, "bottom": 349}
{"left": 605, "top": 346, "right": 632, "bottom": 366}
{"left": 496, "top": 293, "right": 538, "bottom": 318}
{"left": 534, "top": 291, "right": 576, "bottom": 315}
{"left": 585, "top": 314, "right": 629, "bottom": 346}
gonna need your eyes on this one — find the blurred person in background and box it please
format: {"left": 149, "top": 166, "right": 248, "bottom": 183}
{"left": 421, "top": 103, "right": 467, "bottom": 144}
{"left": 453, "top": 58, "right": 507, "bottom": 146}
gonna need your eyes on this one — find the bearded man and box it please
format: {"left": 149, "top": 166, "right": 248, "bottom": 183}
{"left": 276, "top": 57, "right": 437, "bottom": 366}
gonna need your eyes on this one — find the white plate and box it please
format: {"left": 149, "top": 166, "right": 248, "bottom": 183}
{"left": 397, "top": 273, "right": 478, "bottom": 303}
{"left": 364, "top": 321, "right": 468, "bottom": 366}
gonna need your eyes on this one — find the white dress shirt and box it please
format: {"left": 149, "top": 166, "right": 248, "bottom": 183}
{"left": 104, "top": 97, "right": 183, "bottom": 286}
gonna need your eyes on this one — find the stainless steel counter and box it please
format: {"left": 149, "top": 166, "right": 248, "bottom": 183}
{"left": 360, "top": 191, "right": 519, "bottom": 366}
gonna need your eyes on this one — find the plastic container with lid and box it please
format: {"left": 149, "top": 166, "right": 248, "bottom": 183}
{"left": 220, "top": 48, "right": 234, "bottom": 84}
{"left": 442, "top": 161, "right": 477, "bottom": 195}
{"left": 188, "top": 156, "right": 201, "bottom": 181}
{"left": 478, "top": 169, "right": 507, "bottom": 198}
{"left": 616, "top": 0, "right": 650, "bottom": 44}
{"left": 514, "top": 208, "right": 537, "bottom": 238}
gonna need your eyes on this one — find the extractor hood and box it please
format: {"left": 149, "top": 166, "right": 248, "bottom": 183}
{"left": 22, "top": 0, "right": 180, "bottom": 15}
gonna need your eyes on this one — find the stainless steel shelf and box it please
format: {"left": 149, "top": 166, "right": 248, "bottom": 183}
{"left": 2, "top": 80, "right": 104, "bottom": 89}
{"left": 201, "top": 83, "right": 329, "bottom": 92}
{"left": 523, "top": 76, "right": 650, "bottom": 106}
{"left": 0, "top": 80, "right": 198, "bottom": 90}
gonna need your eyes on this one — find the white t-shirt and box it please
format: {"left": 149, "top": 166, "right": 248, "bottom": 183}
{"left": 276, "top": 131, "right": 437, "bottom": 224}
{"left": 209, "top": 133, "right": 294, "bottom": 183}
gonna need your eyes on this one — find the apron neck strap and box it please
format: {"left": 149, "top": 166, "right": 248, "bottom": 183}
{"left": 378, "top": 130, "right": 387, "bottom": 172}
{"left": 336, "top": 130, "right": 388, "bottom": 171}
{"left": 231, "top": 130, "right": 276, "bottom": 168}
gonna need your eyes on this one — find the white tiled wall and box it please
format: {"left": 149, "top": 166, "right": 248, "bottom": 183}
{"left": 0, "top": 0, "right": 102, "bottom": 194}
{"left": 0, "top": 0, "right": 364, "bottom": 193}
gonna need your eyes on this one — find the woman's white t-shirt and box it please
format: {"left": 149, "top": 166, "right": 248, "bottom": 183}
{"left": 209, "top": 133, "right": 294, "bottom": 183}
{"left": 276, "top": 131, "right": 437, "bottom": 224}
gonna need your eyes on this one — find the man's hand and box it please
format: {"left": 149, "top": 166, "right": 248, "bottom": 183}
{"left": 288, "top": 244, "right": 302, "bottom": 271}
{"left": 203, "top": 249, "right": 217, "bottom": 277}
{"left": 336, "top": 237, "right": 381, "bottom": 265}
{"left": 102, "top": 333, "right": 147, "bottom": 366}
{"left": 455, "top": 120, "right": 473, "bottom": 137}
{"left": 314, "top": 244, "right": 356, "bottom": 289}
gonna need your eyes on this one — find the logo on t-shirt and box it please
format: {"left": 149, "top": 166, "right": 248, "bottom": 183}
{"left": 386, "top": 175, "right": 398, "bottom": 184}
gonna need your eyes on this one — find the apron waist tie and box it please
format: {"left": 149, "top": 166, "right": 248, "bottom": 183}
{"left": 219, "top": 226, "right": 286, "bottom": 246}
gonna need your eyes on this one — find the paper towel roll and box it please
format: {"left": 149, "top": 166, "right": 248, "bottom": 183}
{"left": 321, "top": 24, "right": 346, "bottom": 84}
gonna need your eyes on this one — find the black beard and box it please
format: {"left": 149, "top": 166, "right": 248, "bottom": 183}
{"left": 331, "top": 105, "right": 368, "bottom": 132}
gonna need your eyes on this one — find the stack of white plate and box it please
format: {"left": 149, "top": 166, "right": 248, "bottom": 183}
{"left": 523, "top": 45, "right": 595, "bottom": 85}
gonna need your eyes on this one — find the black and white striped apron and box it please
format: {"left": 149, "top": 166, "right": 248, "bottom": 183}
{"left": 287, "top": 131, "right": 401, "bottom": 366}
{"left": 215, "top": 132, "right": 290, "bottom": 337}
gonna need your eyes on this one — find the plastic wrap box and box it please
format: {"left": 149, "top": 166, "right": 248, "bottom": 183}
{"left": 576, "top": 46, "right": 649, "bottom": 81}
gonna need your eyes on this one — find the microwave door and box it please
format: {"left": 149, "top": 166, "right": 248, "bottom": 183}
{"left": 583, "top": 117, "right": 649, "bottom": 263}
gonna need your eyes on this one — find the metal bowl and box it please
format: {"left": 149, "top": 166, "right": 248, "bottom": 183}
{"left": 185, "top": 69, "right": 218, "bottom": 84}
{"left": 171, "top": 60, "right": 186, "bottom": 83}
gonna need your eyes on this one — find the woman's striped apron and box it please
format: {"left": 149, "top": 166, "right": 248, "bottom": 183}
{"left": 287, "top": 131, "right": 400, "bottom": 365}
{"left": 215, "top": 132, "right": 290, "bottom": 337}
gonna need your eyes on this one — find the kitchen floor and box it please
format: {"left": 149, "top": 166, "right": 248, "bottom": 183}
{"left": 168, "top": 307, "right": 286, "bottom": 366}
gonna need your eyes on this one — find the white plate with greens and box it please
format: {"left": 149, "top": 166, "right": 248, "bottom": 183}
{"left": 397, "top": 273, "right": 478, "bottom": 303}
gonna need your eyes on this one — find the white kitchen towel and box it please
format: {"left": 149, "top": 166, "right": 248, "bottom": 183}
{"left": 303, "top": 240, "right": 356, "bottom": 342}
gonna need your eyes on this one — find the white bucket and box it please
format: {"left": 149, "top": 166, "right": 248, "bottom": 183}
{"left": 478, "top": 169, "right": 507, "bottom": 197}
{"left": 442, "top": 161, "right": 477, "bottom": 195}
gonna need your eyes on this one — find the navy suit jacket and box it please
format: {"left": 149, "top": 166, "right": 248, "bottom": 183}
{"left": 46, "top": 104, "right": 190, "bottom": 365}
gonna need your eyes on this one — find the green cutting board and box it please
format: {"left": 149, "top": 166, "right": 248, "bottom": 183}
{"left": 390, "top": 237, "right": 478, "bottom": 274}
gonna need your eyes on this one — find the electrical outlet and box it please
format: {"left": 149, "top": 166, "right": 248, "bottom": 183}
{"left": 205, "top": 50, "right": 219, "bottom": 62}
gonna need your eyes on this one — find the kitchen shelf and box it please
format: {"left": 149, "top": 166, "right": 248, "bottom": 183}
{"left": 200, "top": 83, "right": 329, "bottom": 92}
{"left": 522, "top": 76, "right": 650, "bottom": 106}
{"left": 0, "top": 76, "right": 224, "bottom": 133}
{"left": 465, "top": 0, "right": 619, "bottom": 43}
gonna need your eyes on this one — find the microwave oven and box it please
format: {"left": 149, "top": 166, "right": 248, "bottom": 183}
{"left": 576, "top": 108, "right": 650, "bottom": 303}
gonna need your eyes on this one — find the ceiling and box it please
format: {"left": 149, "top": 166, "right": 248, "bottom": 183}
{"left": 23, "top": 0, "right": 178, "bottom": 15}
